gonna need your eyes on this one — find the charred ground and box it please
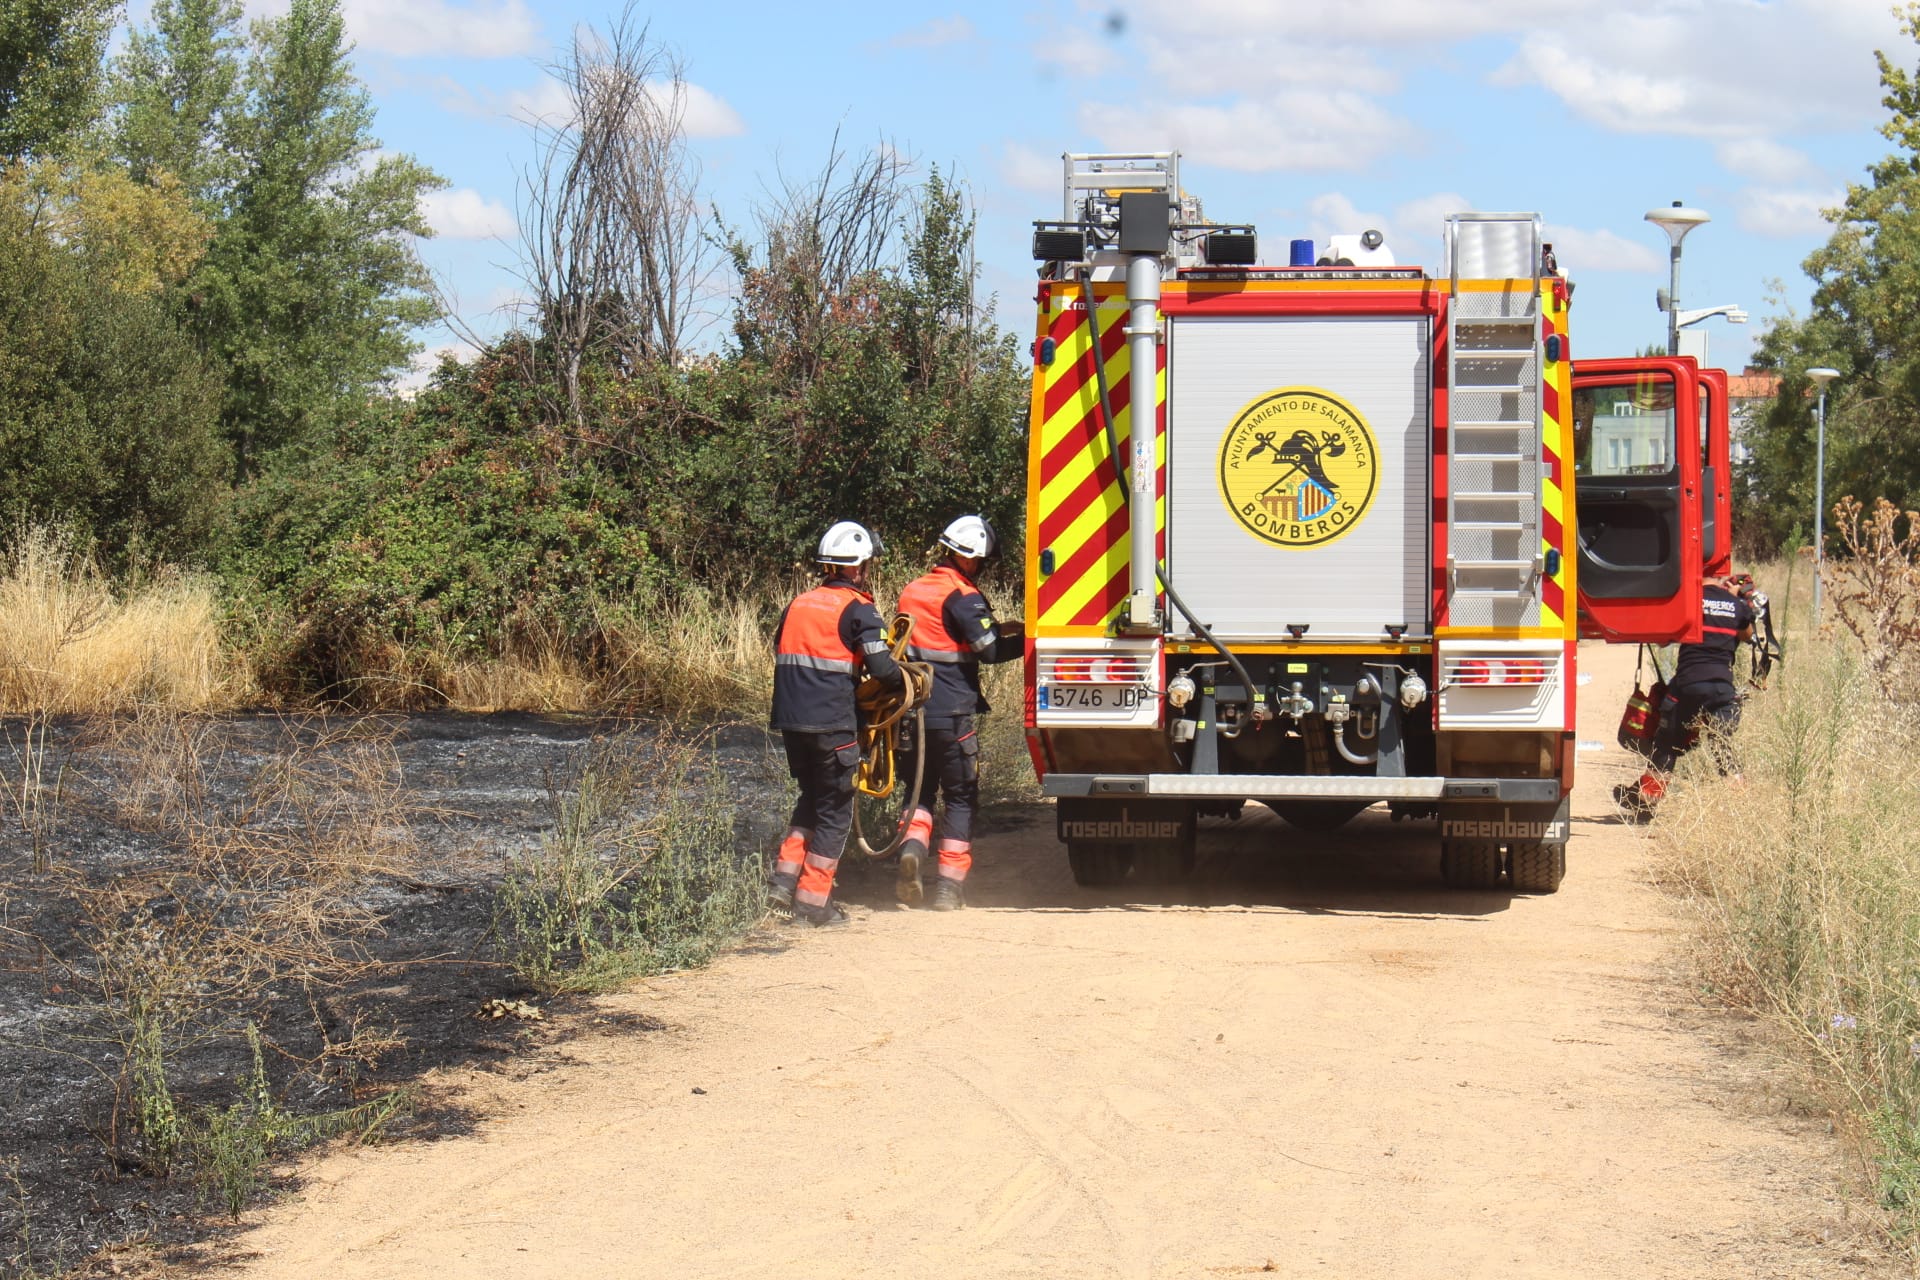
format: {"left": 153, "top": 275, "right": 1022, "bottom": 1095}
{"left": 0, "top": 713, "right": 788, "bottom": 1277}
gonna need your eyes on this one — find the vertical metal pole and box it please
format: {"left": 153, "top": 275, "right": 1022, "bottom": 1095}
{"left": 1124, "top": 252, "right": 1163, "bottom": 632}
{"left": 1812, "top": 389, "right": 1827, "bottom": 629}
{"left": 1666, "top": 242, "right": 1681, "bottom": 357}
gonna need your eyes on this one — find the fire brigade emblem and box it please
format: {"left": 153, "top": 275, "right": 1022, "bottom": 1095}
{"left": 1217, "top": 387, "right": 1378, "bottom": 548}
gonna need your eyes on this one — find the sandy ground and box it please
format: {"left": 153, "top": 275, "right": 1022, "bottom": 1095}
{"left": 224, "top": 642, "right": 1891, "bottom": 1279}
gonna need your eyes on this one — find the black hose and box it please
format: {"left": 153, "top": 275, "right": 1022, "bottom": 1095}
{"left": 1077, "top": 266, "right": 1260, "bottom": 737}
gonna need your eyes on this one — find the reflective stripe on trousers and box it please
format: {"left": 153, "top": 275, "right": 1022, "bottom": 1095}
{"left": 795, "top": 851, "right": 841, "bottom": 908}
{"left": 904, "top": 806, "right": 934, "bottom": 849}
{"left": 937, "top": 839, "right": 971, "bottom": 882}
{"left": 773, "top": 826, "right": 810, "bottom": 879}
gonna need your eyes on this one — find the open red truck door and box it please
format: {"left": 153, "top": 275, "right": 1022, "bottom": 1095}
{"left": 1570, "top": 357, "right": 1704, "bottom": 644}
{"left": 1696, "top": 365, "right": 1733, "bottom": 578}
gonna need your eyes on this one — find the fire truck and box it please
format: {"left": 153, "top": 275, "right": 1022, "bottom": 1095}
{"left": 1021, "top": 153, "right": 1731, "bottom": 893}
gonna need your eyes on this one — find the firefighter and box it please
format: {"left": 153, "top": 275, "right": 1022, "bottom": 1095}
{"left": 767, "top": 520, "right": 904, "bottom": 926}
{"left": 893, "top": 515, "right": 1025, "bottom": 910}
{"left": 1614, "top": 572, "right": 1756, "bottom": 820}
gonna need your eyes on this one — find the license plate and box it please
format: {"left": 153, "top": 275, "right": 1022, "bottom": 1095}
{"left": 1038, "top": 683, "right": 1143, "bottom": 711}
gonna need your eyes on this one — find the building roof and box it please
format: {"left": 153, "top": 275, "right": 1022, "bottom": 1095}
{"left": 1727, "top": 368, "right": 1781, "bottom": 400}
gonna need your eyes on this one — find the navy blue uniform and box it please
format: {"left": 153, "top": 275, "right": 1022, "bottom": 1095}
{"left": 1651, "top": 584, "right": 1754, "bottom": 774}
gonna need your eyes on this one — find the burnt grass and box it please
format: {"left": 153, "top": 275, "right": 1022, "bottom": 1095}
{"left": 0, "top": 713, "right": 790, "bottom": 1278}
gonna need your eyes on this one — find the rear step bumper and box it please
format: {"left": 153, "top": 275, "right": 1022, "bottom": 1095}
{"left": 1041, "top": 774, "right": 1561, "bottom": 804}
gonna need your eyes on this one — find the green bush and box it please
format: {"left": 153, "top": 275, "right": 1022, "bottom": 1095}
{"left": 217, "top": 348, "right": 659, "bottom": 695}
{"left": 0, "top": 199, "right": 227, "bottom": 562}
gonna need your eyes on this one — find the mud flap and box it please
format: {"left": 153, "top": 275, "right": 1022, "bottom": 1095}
{"left": 1438, "top": 796, "right": 1570, "bottom": 848}
{"left": 1056, "top": 797, "right": 1195, "bottom": 850}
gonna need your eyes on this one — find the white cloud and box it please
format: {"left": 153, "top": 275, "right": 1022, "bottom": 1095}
{"left": 1039, "top": 0, "right": 1900, "bottom": 178}
{"left": 1716, "top": 138, "right": 1822, "bottom": 185}
{"left": 1036, "top": 25, "right": 1120, "bottom": 79}
{"left": 339, "top": 0, "right": 541, "bottom": 58}
{"left": 506, "top": 77, "right": 571, "bottom": 126}
{"left": 1735, "top": 187, "right": 1841, "bottom": 239}
{"left": 1116, "top": 0, "right": 1590, "bottom": 46}
{"left": 1392, "top": 192, "right": 1475, "bottom": 245}
{"left": 506, "top": 75, "right": 745, "bottom": 138}
{"left": 1303, "top": 192, "right": 1390, "bottom": 242}
{"left": 679, "top": 82, "right": 747, "bottom": 138}
{"left": 886, "top": 16, "right": 976, "bottom": 49}
{"left": 1143, "top": 36, "right": 1399, "bottom": 98}
{"left": 1492, "top": 1, "right": 1903, "bottom": 139}
{"left": 1000, "top": 143, "right": 1061, "bottom": 197}
{"left": 1539, "top": 224, "right": 1664, "bottom": 274}
{"left": 420, "top": 187, "right": 516, "bottom": 240}
{"left": 1083, "top": 90, "right": 1408, "bottom": 172}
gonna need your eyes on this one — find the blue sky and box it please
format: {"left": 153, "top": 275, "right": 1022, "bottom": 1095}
{"left": 226, "top": 0, "right": 1909, "bottom": 384}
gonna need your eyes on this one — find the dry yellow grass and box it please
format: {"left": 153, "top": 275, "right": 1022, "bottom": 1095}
{"left": 0, "top": 528, "right": 249, "bottom": 714}
{"left": 421, "top": 589, "right": 776, "bottom": 716}
{"left": 0, "top": 531, "right": 1026, "bottom": 727}
{"left": 1653, "top": 548, "right": 1920, "bottom": 1246}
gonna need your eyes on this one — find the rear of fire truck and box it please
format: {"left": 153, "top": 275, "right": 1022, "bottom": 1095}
{"left": 1022, "top": 152, "right": 1718, "bottom": 893}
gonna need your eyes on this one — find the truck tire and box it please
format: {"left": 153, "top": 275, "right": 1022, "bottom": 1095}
{"left": 1508, "top": 842, "right": 1566, "bottom": 894}
{"left": 1270, "top": 800, "right": 1370, "bottom": 832}
{"left": 1133, "top": 843, "right": 1197, "bottom": 885}
{"left": 1067, "top": 842, "right": 1133, "bottom": 887}
{"left": 1440, "top": 841, "right": 1503, "bottom": 891}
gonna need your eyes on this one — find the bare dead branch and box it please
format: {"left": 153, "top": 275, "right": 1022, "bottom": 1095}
{"left": 514, "top": 5, "right": 717, "bottom": 421}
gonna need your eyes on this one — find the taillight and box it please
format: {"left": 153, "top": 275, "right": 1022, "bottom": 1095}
{"left": 1447, "top": 656, "right": 1552, "bottom": 686}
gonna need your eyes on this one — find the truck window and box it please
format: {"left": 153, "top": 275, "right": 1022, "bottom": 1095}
{"left": 1572, "top": 375, "right": 1677, "bottom": 478}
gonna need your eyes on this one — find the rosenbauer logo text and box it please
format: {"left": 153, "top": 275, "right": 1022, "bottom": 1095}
{"left": 1217, "top": 387, "right": 1378, "bottom": 549}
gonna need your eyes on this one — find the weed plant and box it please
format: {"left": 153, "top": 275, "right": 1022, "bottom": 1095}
{"left": 34, "top": 713, "right": 421, "bottom": 1174}
{"left": 1654, "top": 501, "right": 1920, "bottom": 1245}
{"left": 187, "top": 1024, "right": 411, "bottom": 1217}
{"left": 496, "top": 728, "right": 766, "bottom": 995}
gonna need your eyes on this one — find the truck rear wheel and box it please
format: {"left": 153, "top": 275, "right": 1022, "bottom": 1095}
{"left": 1508, "top": 842, "right": 1566, "bottom": 894}
{"left": 1132, "top": 843, "right": 1196, "bottom": 885}
{"left": 1067, "top": 842, "right": 1133, "bottom": 887}
{"left": 1440, "top": 841, "right": 1503, "bottom": 891}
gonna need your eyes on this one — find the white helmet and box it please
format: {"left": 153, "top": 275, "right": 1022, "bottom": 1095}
{"left": 817, "top": 520, "right": 881, "bottom": 566}
{"left": 939, "top": 514, "right": 996, "bottom": 560}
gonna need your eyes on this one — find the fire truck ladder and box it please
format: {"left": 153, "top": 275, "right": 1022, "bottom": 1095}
{"left": 1445, "top": 213, "right": 1545, "bottom": 629}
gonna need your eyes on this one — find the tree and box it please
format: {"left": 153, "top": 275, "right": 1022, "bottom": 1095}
{"left": 110, "top": 0, "right": 244, "bottom": 204}
{"left": 649, "top": 165, "right": 1027, "bottom": 574}
{"left": 0, "top": 190, "right": 227, "bottom": 559}
{"left": 6, "top": 158, "right": 212, "bottom": 295}
{"left": 726, "top": 133, "right": 911, "bottom": 383}
{"left": 1743, "top": 3, "right": 1920, "bottom": 551}
{"left": 517, "top": 8, "right": 716, "bottom": 423}
{"left": 0, "top": 0, "right": 117, "bottom": 160}
{"left": 183, "top": 0, "right": 442, "bottom": 477}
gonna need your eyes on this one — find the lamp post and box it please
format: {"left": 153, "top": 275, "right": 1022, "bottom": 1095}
{"left": 1807, "top": 367, "right": 1840, "bottom": 629}
{"left": 1673, "top": 303, "right": 1748, "bottom": 365}
{"left": 1645, "top": 201, "right": 1712, "bottom": 356}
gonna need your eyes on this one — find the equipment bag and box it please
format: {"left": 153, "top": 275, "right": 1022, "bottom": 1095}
{"left": 1617, "top": 645, "right": 1666, "bottom": 758}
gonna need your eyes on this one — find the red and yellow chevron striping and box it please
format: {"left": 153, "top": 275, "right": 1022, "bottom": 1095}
{"left": 1538, "top": 283, "right": 1572, "bottom": 635}
{"left": 1028, "top": 280, "right": 1165, "bottom": 632}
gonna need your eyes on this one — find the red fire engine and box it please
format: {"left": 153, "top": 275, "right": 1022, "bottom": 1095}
{"left": 1022, "top": 152, "right": 1730, "bottom": 893}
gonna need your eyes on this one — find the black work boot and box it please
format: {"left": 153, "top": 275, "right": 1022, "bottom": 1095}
{"left": 788, "top": 901, "right": 851, "bottom": 928}
{"left": 928, "top": 878, "right": 965, "bottom": 912}
{"left": 766, "top": 872, "right": 797, "bottom": 909}
{"left": 896, "top": 840, "right": 926, "bottom": 906}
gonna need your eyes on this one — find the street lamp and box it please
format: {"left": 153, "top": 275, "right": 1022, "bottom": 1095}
{"left": 1673, "top": 304, "right": 1748, "bottom": 365}
{"left": 1646, "top": 201, "right": 1712, "bottom": 356}
{"left": 1674, "top": 304, "right": 1748, "bottom": 328}
{"left": 1807, "top": 366, "right": 1840, "bottom": 629}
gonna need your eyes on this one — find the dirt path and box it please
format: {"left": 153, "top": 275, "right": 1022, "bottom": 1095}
{"left": 228, "top": 643, "right": 1883, "bottom": 1279}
